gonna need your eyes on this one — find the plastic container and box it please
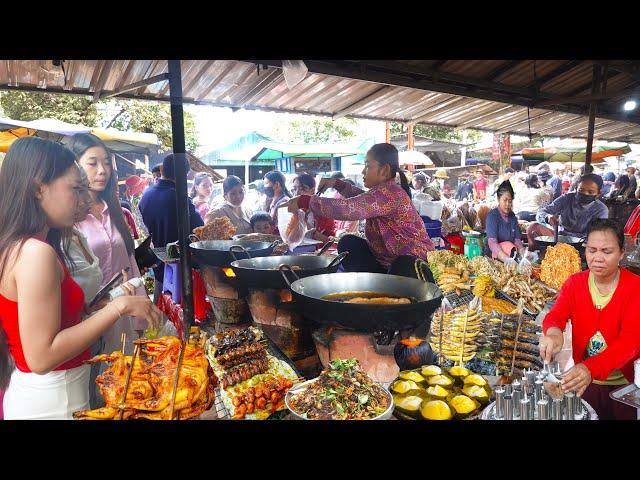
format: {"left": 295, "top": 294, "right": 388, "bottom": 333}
{"left": 445, "top": 233, "right": 464, "bottom": 255}
{"left": 108, "top": 277, "right": 144, "bottom": 300}
{"left": 162, "top": 262, "right": 182, "bottom": 304}
{"left": 419, "top": 200, "right": 444, "bottom": 220}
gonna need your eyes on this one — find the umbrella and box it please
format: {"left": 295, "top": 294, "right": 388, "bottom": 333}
{"left": 0, "top": 117, "right": 159, "bottom": 154}
{"left": 399, "top": 150, "right": 435, "bottom": 167}
{"left": 521, "top": 142, "right": 631, "bottom": 164}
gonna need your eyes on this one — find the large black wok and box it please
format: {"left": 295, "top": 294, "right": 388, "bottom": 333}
{"left": 189, "top": 239, "right": 278, "bottom": 268}
{"left": 231, "top": 251, "right": 348, "bottom": 290}
{"left": 282, "top": 272, "right": 443, "bottom": 333}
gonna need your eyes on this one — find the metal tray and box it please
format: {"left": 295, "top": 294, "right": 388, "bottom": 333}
{"left": 480, "top": 398, "right": 598, "bottom": 420}
{"left": 496, "top": 281, "right": 557, "bottom": 317}
{"left": 610, "top": 383, "right": 640, "bottom": 410}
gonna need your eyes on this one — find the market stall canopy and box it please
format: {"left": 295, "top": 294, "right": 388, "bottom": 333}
{"left": 520, "top": 142, "right": 631, "bottom": 163}
{"left": 398, "top": 150, "right": 435, "bottom": 167}
{"left": 253, "top": 140, "right": 364, "bottom": 160}
{"left": 2, "top": 60, "right": 640, "bottom": 142}
{"left": 0, "top": 116, "right": 159, "bottom": 153}
{"left": 416, "top": 163, "right": 497, "bottom": 176}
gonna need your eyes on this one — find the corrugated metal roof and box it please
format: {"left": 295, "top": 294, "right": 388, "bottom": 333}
{"left": 2, "top": 60, "right": 640, "bottom": 143}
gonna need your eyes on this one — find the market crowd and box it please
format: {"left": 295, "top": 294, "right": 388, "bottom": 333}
{"left": 0, "top": 136, "right": 638, "bottom": 420}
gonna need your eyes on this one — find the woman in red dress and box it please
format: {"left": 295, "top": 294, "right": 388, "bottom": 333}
{"left": 0, "top": 137, "right": 161, "bottom": 419}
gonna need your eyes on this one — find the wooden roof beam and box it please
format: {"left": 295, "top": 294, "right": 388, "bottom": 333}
{"left": 484, "top": 60, "right": 523, "bottom": 81}
{"left": 527, "top": 60, "right": 582, "bottom": 88}
{"left": 332, "top": 85, "right": 396, "bottom": 120}
{"left": 98, "top": 73, "right": 169, "bottom": 100}
{"left": 92, "top": 60, "right": 114, "bottom": 102}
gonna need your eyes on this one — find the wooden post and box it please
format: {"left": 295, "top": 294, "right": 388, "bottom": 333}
{"left": 460, "top": 130, "right": 467, "bottom": 167}
{"left": 407, "top": 124, "right": 414, "bottom": 151}
{"left": 385, "top": 121, "right": 391, "bottom": 143}
{"left": 585, "top": 64, "right": 603, "bottom": 167}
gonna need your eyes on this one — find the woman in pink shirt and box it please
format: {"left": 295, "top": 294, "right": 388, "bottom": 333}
{"left": 69, "top": 134, "right": 147, "bottom": 360}
{"left": 288, "top": 143, "right": 435, "bottom": 276}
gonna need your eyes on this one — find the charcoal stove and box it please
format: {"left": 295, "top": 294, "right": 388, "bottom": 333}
{"left": 200, "top": 265, "right": 251, "bottom": 324}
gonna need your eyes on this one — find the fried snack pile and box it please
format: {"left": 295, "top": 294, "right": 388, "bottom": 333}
{"left": 540, "top": 243, "right": 581, "bottom": 290}
{"left": 193, "top": 216, "right": 236, "bottom": 240}
{"left": 73, "top": 336, "right": 215, "bottom": 420}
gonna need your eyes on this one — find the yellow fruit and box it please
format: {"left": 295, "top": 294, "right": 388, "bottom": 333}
{"left": 420, "top": 400, "right": 453, "bottom": 420}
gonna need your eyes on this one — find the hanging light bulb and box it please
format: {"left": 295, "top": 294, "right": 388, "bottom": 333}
{"left": 624, "top": 100, "right": 637, "bottom": 111}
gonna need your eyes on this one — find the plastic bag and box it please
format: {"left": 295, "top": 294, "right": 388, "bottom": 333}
{"left": 517, "top": 248, "right": 537, "bottom": 276}
{"left": 282, "top": 60, "right": 308, "bottom": 89}
{"left": 278, "top": 208, "right": 307, "bottom": 250}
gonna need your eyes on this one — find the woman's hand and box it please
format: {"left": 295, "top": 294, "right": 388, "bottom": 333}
{"left": 561, "top": 363, "right": 592, "bottom": 397}
{"left": 287, "top": 196, "right": 301, "bottom": 213}
{"left": 538, "top": 332, "right": 563, "bottom": 364}
{"left": 317, "top": 177, "right": 337, "bottom": 195}
{"left": 110, "top": 294, "right": 162, "bottom": 328}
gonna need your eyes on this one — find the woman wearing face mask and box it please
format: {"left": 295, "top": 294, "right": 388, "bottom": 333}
{"left": 190, "top": 172, "right": 214, "bottom": 221}
{"left": 539, "top": 219, "right": 640, "bottom": 420}
{"left": 69, "top": 133, "right": 148, "bottom": 356}
{"left": 204, "top": 175, "right": 252, "bottom": 234}
{"left": 263, "top": 170, "right": 292, "bottom": 231}
{"left": 286, "top": 143, "right": 435, "bottom": 274}
{"left": 526, "top": 173, "right": 609, "bottom": 251}
{"left": 484, "top": 181, "right": 526, "bottom": 267}
{"left": 0, "top": 137, "right": 161, "bottom": 420}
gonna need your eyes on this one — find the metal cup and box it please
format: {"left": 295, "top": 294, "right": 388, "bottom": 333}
{"left": 495, "top": 387, "right": 506, "bottom": 420}
{"left": 520, "top": 397, "right": 531, "bottom": 420}
{"left": 534, "top": 379, "right": 544, "bottom": 405}
{"left": 526, "top": 370, "right": 536, "bottom": 385}
{"left": 512, "top": 389, "right": 521, "bottom": 418}
{"left": 537, "top": 399, "right": 549, "bottom": 420}
{"left": 574, "top": 396, "right": 584, "bottom": 418}
{"left": 552, "top": 398, "right": 563, "bottom": 420}
{"left": 504, "top": 395, "right": 513, "bottom": 420}
{"left": 512, "top": 379, "right": 522, "bottom": 392}
{"left": 504, "top": 384, "right": 513, "bottom": 396}
{"left": 565, "top": 392, "right": 575, "bottom": 420}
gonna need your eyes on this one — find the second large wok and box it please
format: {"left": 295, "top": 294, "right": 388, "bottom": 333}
{"left": 283, "top": 272, "right": 443, "bottom": 333}
{"left": 189, "top": 240, "right": 277, "bottom": 268}
{"left": 231, "top": 252, "right": 348, "bottom": 290}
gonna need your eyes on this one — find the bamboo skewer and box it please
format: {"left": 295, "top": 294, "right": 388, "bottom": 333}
{"left": 118, "top": 343, "right": 140, "bottom": 420}
{"left": 169, "top": 340, "right": 187, "bottom": 420}
{"left": 509, "top": 300, "right": 525, "bottom": 378}
{"left": 459, "top": 306, "right": 470, "bottom": 366}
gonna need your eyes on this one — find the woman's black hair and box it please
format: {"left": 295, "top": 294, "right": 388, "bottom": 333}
{"left": 367, "top": 143, "right": 411, "bottom": 198}
{"left": 264, "top": 170, "right": 292, "bottom": 198}
{"left": 250, "top": 212, "right": 274, "bottom": 229}
{"left": 221, "top": 175, "right": 243, "bottom": 195}
{"left": 579, "top": 173, "right": 603, "bottom": 193}
{"left": 0, "top": 137, "right": 79, "bottom": 389}
{"left": 586, "top": 218, "right": 624, "bottom": 250}
{"left": 189, "top": 172, "right": 213, "bottom": 198}
{"left": 496, "top": 179, "right": 515, "bottom": 199}
{"left": 615, "top": 174, "right": 630, "bottom": 191}
{"left": 525, "top": 174, "right": 540, "bottom": 189}
{"left": 67, "top": 133, "right": 135, "bottom": 257}
{"left": 295, "top": 172, "right": 316, "bottom": 192}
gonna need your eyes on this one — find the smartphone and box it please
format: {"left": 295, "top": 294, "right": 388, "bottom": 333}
{"left": 88, "top": 267, "right": 130, "bottom": 309}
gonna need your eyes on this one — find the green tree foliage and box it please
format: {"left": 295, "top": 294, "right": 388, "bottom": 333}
{"left": 268, "top": 117, "right": 358, "bottom": 143}
{"left": 0, "top": 91, "right": 199, "bottom": 153}
{"left": 390, "top": 122, "right": 483, "bottom": 144}
{"left": 0, "top": 91, "right": 99, "bottom": 126}
{"left": 104, "top": 100, "right": 199, "bottom": 153}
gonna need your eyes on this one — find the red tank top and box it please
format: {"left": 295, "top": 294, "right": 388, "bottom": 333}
{"left": 0, "top": 246, "right": 90, "bottom": 372}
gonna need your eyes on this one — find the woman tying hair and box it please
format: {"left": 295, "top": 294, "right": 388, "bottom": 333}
{"left": 286, "top": 143, "right": 435, "bottom": 275}
{"left": 205, "top": 175, "right": 252, "bottom": 234}
{"left": 484, "top": 180, "right": 525, "bottom": 267}
{"left": 69, "top": 133, "right": 148, "bottom": 356}
{"left": 0, "top": 137, "right": 161, "bottom": 419}
{"left": 263, "top": 170, "right": 292, "bottom": 229}
{"left": 190, "top": 172, "right": 214, "bottom": 221}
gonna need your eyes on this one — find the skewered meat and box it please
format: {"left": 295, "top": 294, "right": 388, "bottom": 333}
{"left": 216, "top": 342, "right": 265, "bottom": 366}
{"left": 211, "top": 326, "right": 263, "bottom": 355}
{"left": 219, "top": 350, "right": 267, "bottom": 369}
{"left": 499, "top": 348, "right": 543, "bottom": 364}
{"left": 221, "top": 357, "right": 269, "bottom": 389}
{"left": 501, "top": 339, "right": 540, "bottom": 356}
{"left": 230, "top": 376, "right": 294, "bottom": 419}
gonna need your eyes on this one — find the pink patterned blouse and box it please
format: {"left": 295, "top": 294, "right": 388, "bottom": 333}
{"left": 302, "top": 179, "right": 435, "bottom": 267}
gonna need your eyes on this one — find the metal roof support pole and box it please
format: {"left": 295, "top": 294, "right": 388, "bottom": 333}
{"left": 167, "top": 59, "right": 195, "bottom": 340}
{"left": 585, "top": 63, "right": 603, "bottom": 167}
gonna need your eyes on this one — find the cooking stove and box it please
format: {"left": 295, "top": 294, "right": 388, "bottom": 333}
{"left": 312, "top": 324, "right": 428, "bottom": 384}
{"left": 199, "top": 265, "right": 251, "bottom": 324}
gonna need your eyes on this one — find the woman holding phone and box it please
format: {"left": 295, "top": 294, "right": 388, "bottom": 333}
{"left": 69, "top": 134, "right": 148, "bottom": 358}
{"left": 0, "top": 137, "right": 161, "bottom": 419}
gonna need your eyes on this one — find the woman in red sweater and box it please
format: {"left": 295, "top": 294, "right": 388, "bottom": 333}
{"left": 540, "top": 218, "right": 640, "bottom": 420}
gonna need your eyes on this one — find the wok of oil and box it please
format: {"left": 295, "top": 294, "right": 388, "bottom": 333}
{"left": 321, "top": 291, "right": 416, "bottom": 303}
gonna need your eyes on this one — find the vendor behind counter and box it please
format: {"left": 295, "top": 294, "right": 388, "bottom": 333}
{"left": 526, "top": 173, "right": 609, "bottom": 250}
{"left": 287, "top": 143, "right": 435, "bottom": 279}
{"left": 484, "top": 180, "right": 525, "bottom": 267}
